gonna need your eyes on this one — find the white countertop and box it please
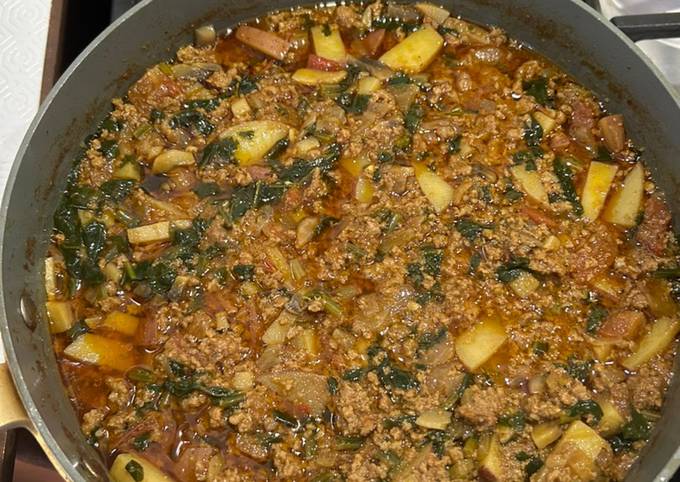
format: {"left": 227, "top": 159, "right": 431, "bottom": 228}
{"left": 0, "top": 0, "right": 51, "bottom": 362}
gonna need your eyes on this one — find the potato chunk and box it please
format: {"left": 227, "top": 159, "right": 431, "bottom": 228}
{"left": 152, "top": 149, "right": 195, "bottom": 174}
{"left": 220, "top": 120, "right": 289, "bottom": 166}
{"left": 602, "top": 163, "right": 644, "bottom": 227}
{"left": 379, "top": 26, "right": 444, "bottom": 73}
{"left": 478, "top": 434, "right": 503, "bottom": 481}
{"left": 292, "top": 68, "right": 347, "bottom": 86}
{"left": 46, "top": 300, "right": 75, "bottom": 334}
{"left": 622, "top": 316, "right": 680, "bottom": 370}
{"left": 110, "top": 453, "right": 175, "bottom": 482}
{"left": 127, "top": 221, "right": 170, "bottom": 245}
{"left": 581, "top": 161, "right": 618, "bottom": 221}
{"left": 63, "top": 334, "right": 135, "bottom": 371}
{"left": 102, "top": 311, "right": 141, "bottom": 336}
{"left": 416, "top": 409, "right": 451, "bottom": 430}
{"left": 413, "top": 162, "right": 454, "bottom": 213}
{"left": 455, "top": 318, "right": 507, "bottom": 371}
{"left": 510, "top": 164, "right": 548, "bottom": 205}
{"left": 259, "top": 371, "right": 330, "bottom": 416}
{"left": 311, "top": 26, "right": 347, "bottom": 63}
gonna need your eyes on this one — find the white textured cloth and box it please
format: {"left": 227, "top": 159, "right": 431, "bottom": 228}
{"left": 0, "top": 0, "right": 51, "bottom": 363}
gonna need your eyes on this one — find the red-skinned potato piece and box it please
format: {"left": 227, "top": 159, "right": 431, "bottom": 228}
{"left": 637, "top": 195, "right": 672, "bottom": 256}
{"left": 599, "top": 310, "right": 645, "bottom": 340}
{"left": 306, "top": 54, "right": 343, "bottom": 71}
{"left": 363, "top": 28, "right": 386, "bottom": 57}
{"left": 235, "top": 25, "right": 291, "bottom": 60}
{"left": 598, "top": 114, "right": 625, "bottom": 152}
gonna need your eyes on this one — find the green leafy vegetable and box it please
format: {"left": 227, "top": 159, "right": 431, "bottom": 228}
{"left": 404, "top": 103, "right": 424, "bottom": 134}
{"left": 81, "top": 222, "right": 106, "bottom": 260}
{"left": 447, "top": 135, "right": 461, "bottom": 154}
{"left": 568, "top": 400, "right": 603, "bottom": 424}
{"left": 193, "top": 182, "right": 220, "bottom": 198}
{"left": 273, "top": 409, "right": 299, "bottom": 429}
{"left": 335, "top": 435, "right": 365, "bottom": 451}
{"left": 327, "top": 376, "right": 339, "bottom": 395}
{"left": 232, "top": 264, "right": 255, "bottom": 281}
{"left": 496, "top": 256, "right": 531, "bottom": 283}
{"left": 170, "top": 109, "right": 214, "bottom": 136}
{"left": 125, "top": 460, "right": 144, "bottom": 482}
{"left": 554, "top": 157, "right": 583, "bottom": 216}
{"left": 522, "top": 77, "right": 552, "bottom": 106}
{"left": 336, "top": 93, "right": 370, "bottom": 114}
{"left": 455, "top": 218, "right": 494, "bottom": 241}
{"left": 586, "top": 304, "right": 608, "bottom": 334}
{"left": 524, "top": 119, "right": 543, "bottom": 147}
{"left": 342, "top": 367, "right": 365, "bottom": 382}
{"left": 621, "top": 409, "right": 652, "bottom": 441}
{"left": 418, "top": 327, "right": 447, "bottom": 351}
{"left": 66, "top": 320, "right": 90, "bottom": 341}
{"left": 499, "top": 411, "right": 526, "bottom": 431}
{"left": 199, "top": 138, "right": 238, "bottom": 167}
{"left": 132, "top": 432, "right": 152, "bottom": 451}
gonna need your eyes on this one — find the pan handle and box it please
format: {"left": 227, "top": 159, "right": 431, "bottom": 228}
{"left": 611, "top": 13, "right": 680, "bottom": 42}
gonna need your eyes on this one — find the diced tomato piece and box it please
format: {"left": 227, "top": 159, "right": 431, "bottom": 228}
{"left": 307, "top": 54, "right": 343, "bottom": 71}
{"left": 599, "top": 310, "right": 645, "bottom": 340}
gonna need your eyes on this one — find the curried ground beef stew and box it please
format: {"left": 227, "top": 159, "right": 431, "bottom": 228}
{"left": 44, "top": 3, "right": 680, "bottom": 481}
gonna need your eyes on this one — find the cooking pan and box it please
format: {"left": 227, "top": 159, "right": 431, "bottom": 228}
{"left": 1, "top": 0, "right": 680, "bottom": 480}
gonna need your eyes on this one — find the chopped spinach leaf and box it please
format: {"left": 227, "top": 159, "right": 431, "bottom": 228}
{"left": 170, "top": 109, "right": 214, "bottom": 136}
{"left": 586, "top": 304, "right": 608, "bottom": 334}
{"left": 496, "top": 256, "right": 531, "bottom": 283}
{"left": 232, "top": 264, "right": 255, "bottom": 281}
{"left": 404, "top": 103, "right": 424, "bottom": 134}
{"left": 568, "top": 400, "right": 603, "bottom": 424}
{"left": 336, "top": 92, "right": 370, "bottom": 114}
{"left": 342, "top": 367, "right": 365, "bottom": 382}
{"left": 81, "top": 222, "right": 106, "bottom": 260}
{"left": 199, "top": 137, "right": 238, "bottom": 167}
{"left": 455, "top": 217, "right": 494, "bottom": 241}
{"left": 621, "top": 409, "right": 652, "bottom": 441}
{"left": 125, "top": 460, "right": 144, "bottom": 482}
{"left": 522, "top": 77, "right": 552, "bottom": 106}
{"left": 418, "top": 327, "right": 447, "bottom": 351}
{"left": 101, "top": 179, "right": 135, "bottom": 202}
{"left": 327, "top": 376, "right": 339, "bottom": 395}
{"left": 524, "top": 119, "right": 543, "bottom": 147}
{"left": 66, "top": 320, "right": 90, "bottom": 341}
{"left": 447, "top": 135, "right": 462, "bottom": 154}
{"left": 554, "top": 157, "right": 583, "bottom": 216}
{"left": 132, "top": 432, "right": 152, "bottom": 451}
{"left": 193, "top": 182, "right": 220, "bottom": 198}
{"left": 238, "top": 75, "right": 259, "bottom": 95}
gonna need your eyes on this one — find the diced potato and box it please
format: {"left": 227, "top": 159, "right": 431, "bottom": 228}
{"left": 296, "top": 216, "right": 320, "bottom": 248}
{"left": 589, "top": 273, "right": 624, "bottom": 301}
{"left": 113, "top": 161, "right": 141, "bottom": 181}
{"left": 266, "top": 246, "right": 291, "bottom": 280}
{"left": 46, "top": 300, "right": 75, "bottom": 334}
{"left": 44, "top": 257, "right": 58, "bottom": 301}
{"left": 127, "top": 221, "right": 170, "bottom": 245}
{"left": 477, "top": 434, "right": 503, "bottom": 481}
{"left": 311, "top": 26, "right": 347, "bottom": 63}
{"left": 231, "top": 97, "right": 251, "bottom": 117}
{"left": 510, "top": 164, "right": 548, "bottom": 205}
{"left": 416, "top": 409, "right": 451, "bottom": 430}
{"left": 602, "top": 163, "right": 644, "bottom": 227}
{"left": 622, "top": 316, "right": 680, "bottom": 370}
{"left": 590, "top": 339, "right": 615, "bottom": 361}
{"left": 259, "top": 371, "right": 330, "bottom": 415}
{"left": 102, "top": 311, "right": 140, "bottom": 336}
{"left": 581, "top": 161, "right": 618, "bottom": 221}
{"left": 340, "top": 156, "right": 370, "bottom": 177}
{"left": 262, "top": 311, "right": 294, "bottom": 345}
{"left": 556, "top": 421, "right": 609, "bottom": 462}
{"left": 232, "top": 371, "right": 254, "bottom": 391}
{"left": 63, "top": 334, "right": 135, "bottom": 371}
{"left": 509, "top": 271, "right": 539, "bottom": 298}
{"left": 596, "top": 397, "right": 625, "bottom": 437}
{"left": 292, "top": 68, "right": 348, "bottom": 86}
{"left": 355, "top": 176, "right": 374, "bottom": 204}
{"left": 295, "top": 137, "right": 320, "bottom": 155}
{"left": 536, "top": 421, "right": 609, "bottom": 481}
{"left": 533, "top": 111, "right": 557, "bottom": 134}
{"left": 415, "top": 3, "right": 450, "bottom": 25}
{"left": 413, "top": 162, "right": 454, "bottom": 213}
{"left": 455, "top": 317, "right": 507, "bottom": 371}
{"left": 532, "top": 421, "right": 562, "bottom": 449}
{"left": 543, "top": 235, "right": 561, "bottom": 251}
{"left": 379, "top": 26, "right": 444, "bottom": 74}
{"left": 110, "top": 453, "right": 175, "bottom": 482}
{"left": 357, "top": 76, "right": 381, "bottom": 95}
{"left": 295, "top": 328, "right": 320, "bottom": 355}
{"left": 220, "top": 120, "right": 289, "bottom": 166}
{"left": 152, "top": 149, "right": 195, "bottom": 174}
